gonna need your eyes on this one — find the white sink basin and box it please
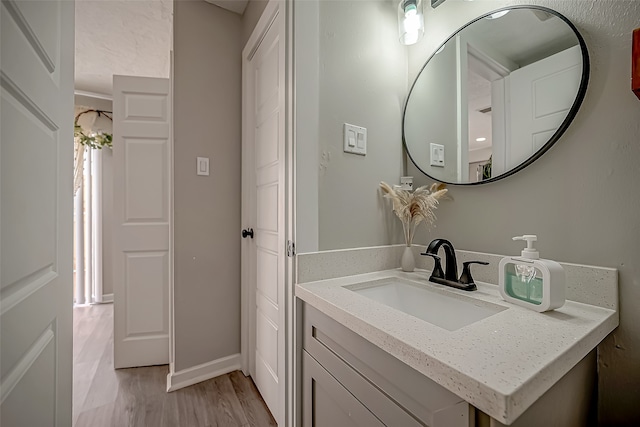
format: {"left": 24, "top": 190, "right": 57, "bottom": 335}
{"left": 347, "top": 278, "right": 506, "bottom": 331}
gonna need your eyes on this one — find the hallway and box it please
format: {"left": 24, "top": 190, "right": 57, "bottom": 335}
{"left": 73, "top": 304, "right": 276, "bottom": 426}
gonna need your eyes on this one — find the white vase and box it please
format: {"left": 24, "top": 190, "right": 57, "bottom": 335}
{"left": 401, "top": 246, "right": 415, "bottom": 272}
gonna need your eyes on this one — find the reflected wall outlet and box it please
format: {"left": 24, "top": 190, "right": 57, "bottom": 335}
{"left": 197, "top": 157, "right": 210, "bottom": 176}
{"left": 343, "top": 123, "right": 367, "bottom": 155}
{"left": 400, "top": 176, "right": 413, "bottom": 191}
{"left": 430, "top": 143, "right": 444, "bottom": 167}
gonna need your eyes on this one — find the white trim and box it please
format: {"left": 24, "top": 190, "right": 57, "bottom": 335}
{"left": 91, "top": 148, "right": 103, "bottom": 303}
{"left": 166, "top": 353, "right": 241, "bottom": 392}
{"left": 73, "top": 89, "right": 113, "bottom": 101}
{"left": 74, "top": 185, "right": 85, "bottom": 305}
{"left": 168, "top": 48, "right": 177, "bottom": 389}
{"left": 284, "top": 1, "right": 296, "bottom": 426}
{"left": 83, "top": 147, "right": 93, "bottom": 304}
{"left": 467, "top": 43, "right": 511, "bottom": 81}
{"left": 99, "top": 293, "right": 113, "bottom": 303}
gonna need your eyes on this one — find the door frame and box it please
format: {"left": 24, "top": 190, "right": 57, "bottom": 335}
{"left": 240, "top": 0, "right": 295, "bottom": 425}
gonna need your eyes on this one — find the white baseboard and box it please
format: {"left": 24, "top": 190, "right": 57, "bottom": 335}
{"left": 100, "top": 293, "right": 113, "bottom": 303}
{"left": 166, "top": 353, "right": 241, "bottom": 392}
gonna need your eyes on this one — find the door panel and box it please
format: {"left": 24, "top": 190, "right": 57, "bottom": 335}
{"left": 257, "top": 249, "right": 279, "bottom": 304}
{"left": 124, "top": 251, "right": 168, "bottom": 335}
{"left": 1, "top": 0, "right": 74, "bottom": 425}
{"left": 112, "top": 75, "right": 171, "bottom": 369}
{"left": 1, "top": 96, "right": 56, "bottom": 286}
{"left": 508, "top": 45, "right": 581, "bottom": 168}
{"left": 124, "top": 138, "right": 168, "bottom": 221}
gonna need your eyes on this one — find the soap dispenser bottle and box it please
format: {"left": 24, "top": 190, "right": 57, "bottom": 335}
{"left": 498, "top": 235, "right": 565, "bottom": 312}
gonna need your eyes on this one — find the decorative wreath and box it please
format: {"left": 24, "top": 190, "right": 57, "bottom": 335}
{"left": 74, "top": 109, "right": 113, "bottom": 149}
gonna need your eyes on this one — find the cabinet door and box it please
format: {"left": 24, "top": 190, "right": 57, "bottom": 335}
{"left": 303, "top": 304, "right": 469, "bottom": 427}
{"left": 303, "top": 352, "right": 385, "bottom": 427}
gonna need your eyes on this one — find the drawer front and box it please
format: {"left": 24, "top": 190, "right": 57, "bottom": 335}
{"left": 302, "top": 303, "right": 470, "bottom": 427}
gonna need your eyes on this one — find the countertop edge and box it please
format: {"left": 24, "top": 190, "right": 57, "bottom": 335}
{"left": 504, "top": 310, "right": 618, "bottom": 423}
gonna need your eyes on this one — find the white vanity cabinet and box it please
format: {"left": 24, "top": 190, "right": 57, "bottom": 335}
{"left": 302, "top": 303, "right": 471, "bottom": 427}
{"left": 301, "top": 301, "right": 599, "bottom": 427}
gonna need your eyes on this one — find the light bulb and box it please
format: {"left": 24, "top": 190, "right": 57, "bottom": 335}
{"left": 404, "top": 13, "right": 421, "bottom": 33}
{"left": 398, "top": 0, "right": 424, "bottom": 45}
{"left": 403, "top": 31, "right": 419, "bottom": 45}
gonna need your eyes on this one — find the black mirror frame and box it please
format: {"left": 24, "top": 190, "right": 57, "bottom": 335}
{"left": 402, "top": 5, "right": 590, "bottom": 186}
{"left": 431, "top": 0, "right": 447, "bottom": 8}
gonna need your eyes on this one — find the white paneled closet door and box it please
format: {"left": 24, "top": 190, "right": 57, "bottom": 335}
{"left": 112, "top": 75, "right": 171, "bottom": 369}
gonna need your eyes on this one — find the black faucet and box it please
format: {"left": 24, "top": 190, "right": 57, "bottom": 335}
{"left": 420, "top": 239, "right": 488, "bottom": 291}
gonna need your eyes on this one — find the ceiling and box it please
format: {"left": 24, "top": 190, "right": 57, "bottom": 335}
{"left": 75, "top": 0, "right": 172, "bottom": 97}
{"left": 205, "top": 0, "right": 248, "bottom": 15}
{"left": 465, "top": 9, "right": 578, "bottom": 68}
{"left": 75, "top": 0, "right": 248, "bottom": 97}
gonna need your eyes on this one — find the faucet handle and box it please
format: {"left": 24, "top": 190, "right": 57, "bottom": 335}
{"left": 421, "top": 252, "right": 445, "bottom": 279}
{"left": 459, "top": 261, "right": 489, "bottom": 285}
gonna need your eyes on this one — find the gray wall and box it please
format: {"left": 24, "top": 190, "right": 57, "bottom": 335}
{"left": 301, "top": 0, "right": 408, "bottom": 251}
{"left": 242, "top": 0, "right": 268, "bottom": 46}
{"left": 295, "top": 0, "right": 320, "bottom": 253}
{"left": 404, "top": 39, "right": 458, "bottom": 183}
{"left": 173, "top": 0, "right": 242, "bottom": 372}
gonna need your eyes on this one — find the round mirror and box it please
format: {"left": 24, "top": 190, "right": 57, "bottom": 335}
{"left": 403, "top": 6, "right": 589, "bottom": 185}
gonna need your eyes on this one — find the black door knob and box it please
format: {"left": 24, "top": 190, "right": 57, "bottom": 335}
{"left": 242, "top": 228, "right": 254, "bottom": 239}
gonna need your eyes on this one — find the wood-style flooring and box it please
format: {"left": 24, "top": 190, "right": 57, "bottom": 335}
{"left": 73, "top": 304, "right": 276, "bottom": 427}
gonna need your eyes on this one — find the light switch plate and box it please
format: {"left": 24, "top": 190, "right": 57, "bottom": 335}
{"left": 430, "top": 143, "right": 444, "bottom": 167}
{"left": 344, "top": 123, "right": 367, "bottom": 155}
{"left": 197, "top": 157, "right": 210, "bottom": 176}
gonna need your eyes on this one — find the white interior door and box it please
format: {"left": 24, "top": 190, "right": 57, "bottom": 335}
{"left": 0, "top": 0, "right": 74, "bottom": 425}
{"left": 242, "top": 2, "right": 286, "bottom": 424}
{"left": 112, "top": 75, "right": 171, "bottom": 369}
{"left": 508, "top": 45, "right": 582, "bottom": 168}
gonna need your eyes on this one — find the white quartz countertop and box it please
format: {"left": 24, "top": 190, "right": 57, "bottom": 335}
{"left": 295, "top": 269, "right": 618, "bottom": 424}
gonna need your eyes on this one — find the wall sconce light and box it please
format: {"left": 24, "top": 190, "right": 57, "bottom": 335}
{"left": 398, "top": 0, "right": 424, "bottom": 45}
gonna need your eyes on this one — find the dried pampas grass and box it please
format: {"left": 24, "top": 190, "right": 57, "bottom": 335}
{"left": 380, "top": 181, "right": 448, "bottom": 246}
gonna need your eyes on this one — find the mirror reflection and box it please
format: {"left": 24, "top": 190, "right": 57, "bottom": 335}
{"left": 403, "top": 6, "right": 588, "bottom": 184}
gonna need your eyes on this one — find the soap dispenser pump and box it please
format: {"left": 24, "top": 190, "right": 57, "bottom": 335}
{"left": 498, "top": 235, "right": 565, "bottom": 312}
